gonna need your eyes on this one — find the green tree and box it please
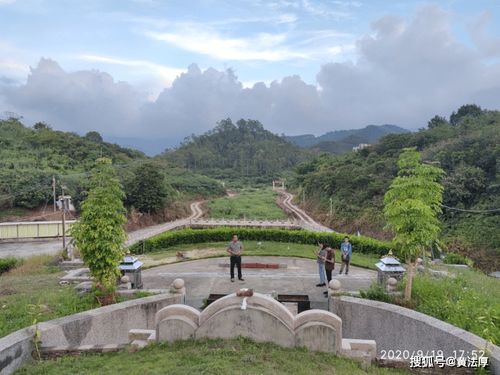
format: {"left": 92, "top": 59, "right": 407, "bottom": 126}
{"left": 383, "top": 148, "right": 444, "bottom": 301}
{"left": 427, "top": 115, "right": 448, "bottom": 129}
{"left": 84, "top": 131, "right": 103, "bottom": 143}
{"left": 127, "top": 162, "right": 170, "bottom": 214}
{"left": 71, "top": 158, "right": 127, "bottom": 294}
{"left": 33, "top": 122, "right": 51, "bottom": 131}
{"left": 449, "top": 104, "right": 482, "bottom": 126}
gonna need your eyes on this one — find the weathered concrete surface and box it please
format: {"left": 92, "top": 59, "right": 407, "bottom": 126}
{"left": 295, "top": 322, "right": 338, "bottom": 352}
{"left": 142, "top": 256, "right": 376, "bottom": 310}
{"left": 0, "top": 239, "right": 62, "bottom": 258}
{"left": 155, "top": 305, "right": 200, "bottom": 343}
{"left": 0, "top": 293, "right": 183, "bottom": 375}
{"left": 196, "top": 294, "right": 296, "bottom": 347}
{"left": 153, "top": 294, "right": 368, "bottom": 357}
{"left": 0, "top": 327, "right": 34, "bottom": 375}
{"left": 157, "top": 316, "right": 197, "bottom": 343}
{"left": 295, "top": 309, "right": 342, "bottom": 353}
{"left": 37, "top": 293, "right": 183, "bottom": 348}
{"left": 331, "top": 296, "right": 500, "bottom": 374}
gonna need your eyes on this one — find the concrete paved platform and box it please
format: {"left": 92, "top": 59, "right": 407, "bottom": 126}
{"left": 0, "top": 239, "right": 63, "bottom": 258}
{"left": 142, "top": 256, "right": 377, "bottom": 310}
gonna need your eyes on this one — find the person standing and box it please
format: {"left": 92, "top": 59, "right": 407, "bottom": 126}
{"left": 315, "top": 242, "right": 328, "bottom": 287}
{"left": 323, "top": 245, "right": 335, "bottom": 297}
{"left": 325, "top": 245, "right": 336, "bottom": 282}
{"left": 339, "top": 237, "right": 352, "bottom": 275}
{"left": 227, "top": 234, "right": 244, "bottom": 282}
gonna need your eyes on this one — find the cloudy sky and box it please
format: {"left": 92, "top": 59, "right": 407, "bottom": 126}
{"left": 1, "top": 0, "right": 499, "bottom": 153}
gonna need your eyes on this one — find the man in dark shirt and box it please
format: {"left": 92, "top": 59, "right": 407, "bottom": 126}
{"left": 227, "top": 234, "right": 244, "bottom": 282}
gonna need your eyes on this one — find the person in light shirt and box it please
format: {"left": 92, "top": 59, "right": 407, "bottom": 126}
{"left": 339, "top": 236, "right": 352, "bottom": 275}
{"left": 227, "top": 234, "right": 244, "bottom": 282}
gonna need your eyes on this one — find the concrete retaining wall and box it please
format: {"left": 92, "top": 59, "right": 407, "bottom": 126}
{"left": 0, "top": 328, "right": 34, "bottom": 375}
{"left": 331, "top": 296, "right": 500, "bottom": 374}
{"left": 154, "top": 293, "right": 357, "bottom": 356}
{"left": 0, "top": 293, "right": 182, "bottom": 375}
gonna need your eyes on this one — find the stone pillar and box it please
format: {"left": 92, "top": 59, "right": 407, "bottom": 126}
{"left": 170, "top": 278, "right": 186, "bottom": 303}
{"left": 327, "top": 280, "right": 341, "bottom": 312}
{"left": 386, "top": 277, "right": 398, "bottom": 293}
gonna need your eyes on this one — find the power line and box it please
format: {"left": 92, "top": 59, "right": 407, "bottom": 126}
{"left": 441, "top": 204, "right": 500, "bottom": 213}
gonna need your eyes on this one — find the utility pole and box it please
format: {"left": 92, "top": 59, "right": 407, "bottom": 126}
{"left": 61, "top": 185, "right": 67, "bottom": 249}
{"left": 52, "top": 176, "right": 56, "bottom": 212}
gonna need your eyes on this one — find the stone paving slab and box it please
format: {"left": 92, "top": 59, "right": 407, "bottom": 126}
{"left": 142, "top": 256, "right": 376, "bottom": 310}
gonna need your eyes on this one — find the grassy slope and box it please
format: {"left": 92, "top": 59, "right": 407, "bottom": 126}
{"left": 0, "top": 255, "right": 98, "bottom": 337}
{"left": 411, "top": 267, "right": 500, "bottom": 344}
{"left": 141, "top": 241, "right": 381, "bottom": 270}
{"left": 16, "top": 338, "right": 408, "bottom": 375}
{"left": 206, "top": 188, "right": 287, "bottom": 220}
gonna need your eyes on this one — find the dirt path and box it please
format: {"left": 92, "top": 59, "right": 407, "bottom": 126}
{"left": 279, "top": 191, "right": 333, "bottom": 232}
{"left": 125, "top": 200, "right": 204, "bottom": 246}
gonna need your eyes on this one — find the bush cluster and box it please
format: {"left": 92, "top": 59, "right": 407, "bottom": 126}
{"left": 443, "top": 252, "right": 473, "bottom": 266}
{"left": 0, "top": 257, "right": 19, "bottom": 275}
{"left": 130, "top": 227, "right": 392, "bottom": 255}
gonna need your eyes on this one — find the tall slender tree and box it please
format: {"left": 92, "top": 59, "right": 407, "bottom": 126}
{"left": 384, "top": 148, "right": 444, "bottom": 301}
{"left": 72, "top": 158, "right": 127, "bottom": 296}
{"left": 127, "top": 162, "right": 170, "bottom": 214}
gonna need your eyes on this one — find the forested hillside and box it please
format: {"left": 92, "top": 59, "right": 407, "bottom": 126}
{"left": 163, "top": 119, "right": 308, "bottom": 182}
{"left": 0, "top": 119, "right": 223, "bottom": 217}
{"left": 292, "top": 105, "right": 499, "bottom": 271}
{"left": 287, "top": 124, "right": 409, "bottom": 150}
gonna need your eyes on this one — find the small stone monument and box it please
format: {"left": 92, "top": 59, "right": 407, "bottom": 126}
{"left": 375, "top": 250, "right": 405, "bottom": 288}
{"left": 119, "top": 256, "right": 143, "bottom": 289}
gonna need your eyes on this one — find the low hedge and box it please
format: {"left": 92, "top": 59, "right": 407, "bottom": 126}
{"left": 130, "top": 227, "right": 393, "bottom": 256}
{"left": 0, "top": 257, "right": 18, "bottom": 275}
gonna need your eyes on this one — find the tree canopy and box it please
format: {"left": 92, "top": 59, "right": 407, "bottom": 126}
{"left": 126, "top": 162, "right": 173, "bottom": 214}
{"left": 0, "top": 119, "right": 224, "bottom": 212}
{"left": 383, "top": 148, "right": 444, "bottom": 301}
{"left": 71, "top": 158, "right": 127, "bottom": 291}
{"left": 163, "top": 118, "right": 308, "bottom": 181}
{"left": 291, "top": 106, "right": 500, "bottom": 272}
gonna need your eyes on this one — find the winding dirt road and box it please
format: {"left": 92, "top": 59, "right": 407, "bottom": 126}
{"left": 2, "top": 193, "right": 331, "bottom": 257}
{"left": 125, "top": 200, "right": 204, "bottom": 246}
{"left": 280, "top": 191, "right": 333, "bottom": 232}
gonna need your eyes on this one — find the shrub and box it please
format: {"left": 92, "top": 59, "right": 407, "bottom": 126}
{"left": 412, "top": 271, "right": 500, "bottom": 345}
{"left": 359, "top": 283, "right": 393, "bottom": 303}
{"left": 130, "top": 227, "right": 392, "bottom": 256}
{"left": 0, "top": 257, "right": 18, "bottom": 275}
{"left": 443, "top": 252, "right": 473, "bottom": 266}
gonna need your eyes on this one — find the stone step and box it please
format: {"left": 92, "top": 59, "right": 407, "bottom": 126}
{"left": 128, "top": 329, "right": 155, "bottom": 342}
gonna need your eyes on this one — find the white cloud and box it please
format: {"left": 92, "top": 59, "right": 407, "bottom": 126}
{"left": 0, "top": 60, "right": 29, "bottom": 75}
{"left": 78, "top": 54, "right": 184, "bottom": 86}
{"left": 2, "top": 5, "right": 500, "bottom": 147}
{"left": 469, "top": 11, "right": 500, "bottom": 58}
{"left": 145, "top": 27, "right": 307, "bottom": 61}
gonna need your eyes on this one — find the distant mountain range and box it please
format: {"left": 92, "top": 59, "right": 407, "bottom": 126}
{"left": 105, "top": 124, "right": 410, "bottom": 156}
{"left": 286, "top": 125, "right": 410, "bottom": 154}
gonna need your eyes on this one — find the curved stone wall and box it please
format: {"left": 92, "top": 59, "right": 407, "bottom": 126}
{"left": 330, "top": 296, "right": 500, "bottom": 374}
{"left": 154, "top": 293, "right": 352, "bottom": 355}
{"left": 0, "top": 293, "right": 182, "bottom": 375}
